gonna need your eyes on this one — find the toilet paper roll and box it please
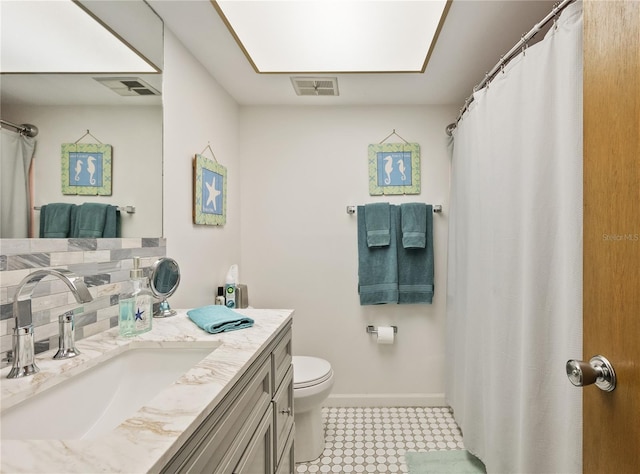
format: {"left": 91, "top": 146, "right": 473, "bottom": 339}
{"left": 377, "top": 326, "right": 395, "bottom": 345}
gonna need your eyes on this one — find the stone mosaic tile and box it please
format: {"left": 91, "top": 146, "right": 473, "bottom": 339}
{"left": 0, "top": 238, "right": 165, "bottom": 367}
{"left": 29, "top": 239, "right": 69, "bottom": 253}
{"left": 68, "top": 239, "right": 98, "bottom": 251}
{"left": 0, "top": 239, "right": 31, "bottom": 255}
{"left": 295, "top": 406, "right": 465, "bottom": 473}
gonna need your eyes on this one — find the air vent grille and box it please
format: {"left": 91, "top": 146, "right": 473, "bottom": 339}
{"left": 291, "top": 77, "right": 339, "bottom": 97}
{"left": 94, "top": 77, "right": 160, "bottom": 97}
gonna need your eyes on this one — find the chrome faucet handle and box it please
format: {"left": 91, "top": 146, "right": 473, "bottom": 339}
{"left": 7, "top": 326, "right": 40, "bottom": 378}
{"left": 53, "top": 311, "right": 81, "bottom": 359}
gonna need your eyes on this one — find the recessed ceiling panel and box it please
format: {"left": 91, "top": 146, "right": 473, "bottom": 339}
{"left": 1, "top": 0, "right": 157, "bottom": 73}
{"left": 214, "top": 0, "right": 449, "bottom": 73}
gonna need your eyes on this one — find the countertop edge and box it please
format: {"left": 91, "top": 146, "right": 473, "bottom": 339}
{"left": 0, "top": 308, "right": 294, "bottom": 474}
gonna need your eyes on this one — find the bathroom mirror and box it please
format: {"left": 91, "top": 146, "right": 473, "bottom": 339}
{"left": 150, "top": 257, "right": 180, "bottom": 318}
{"left": 0, "top": 0, "right": 163, "bottom": 239}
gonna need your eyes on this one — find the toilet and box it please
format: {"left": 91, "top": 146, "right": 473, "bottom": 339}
{"left": 292, "top": 355, "right": 334, "bottom": 463}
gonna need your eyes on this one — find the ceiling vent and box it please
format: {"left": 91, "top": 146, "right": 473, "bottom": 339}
{"left": 291, "top": 77, "right": 339, "bottom": 97}
{"left": 94, "top": 77, "right": 160, "bottom": 97}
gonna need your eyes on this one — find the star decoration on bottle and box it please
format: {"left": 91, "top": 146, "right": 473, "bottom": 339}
{"left": 135, "top": 308, "right": 145, "bottom": 321}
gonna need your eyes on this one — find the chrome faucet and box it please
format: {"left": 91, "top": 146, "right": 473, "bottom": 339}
{"left": 8, "top": 269, "right": 93, "bottom": 379}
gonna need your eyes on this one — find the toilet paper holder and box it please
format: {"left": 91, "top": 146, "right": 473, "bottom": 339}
{"left": 366, "top": 325, "right": 397, "bottom": 335}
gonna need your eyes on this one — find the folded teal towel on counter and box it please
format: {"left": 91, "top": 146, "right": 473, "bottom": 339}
{"left": 39, "top": 203, "right": 76, "bottom": 238}
{"left": 187, "top": 305, "right": 254, "bottom": 334}
{"left": 400, "top": 202, "right": 427, "bottom": 248}
{"left": 364, "top": 202, "right": 391, "bottom": 247}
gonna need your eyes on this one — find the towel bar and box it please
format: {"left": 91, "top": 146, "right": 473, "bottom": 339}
{"left": 34, "top": 205, "right": 136, "bottom": 214}
{"left": 347, "top": 205, "right": 442, "bottom": 214}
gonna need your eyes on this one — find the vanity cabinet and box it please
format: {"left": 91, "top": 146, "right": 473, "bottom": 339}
{"left": 271, "top": 327, "right": 294, "bottom": 473}
{"left": 161, "top": 322, "right": 294, "bottom": 474}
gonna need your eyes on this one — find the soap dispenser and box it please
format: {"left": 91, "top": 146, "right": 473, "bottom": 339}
{"left": 119, "top": 257, "right": 153, "bottom": 337}
{"left": 224, "top": 264, "right": 238, "bottom": 308}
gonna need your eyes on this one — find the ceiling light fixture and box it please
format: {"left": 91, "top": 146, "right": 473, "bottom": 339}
{"left": 0, "top": 0, "right": 157, "bottom": 73}
{"left": 214, "top": 0, "right": 450, "bottom": 74}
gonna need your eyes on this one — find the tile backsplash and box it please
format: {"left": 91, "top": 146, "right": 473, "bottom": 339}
{"left": 0, "top": 238, "right": 166, "bottom": 368}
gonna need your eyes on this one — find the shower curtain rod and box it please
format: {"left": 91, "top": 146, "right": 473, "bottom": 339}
{"left": 0, "top": 119, "right": 38, "bottom": 138}
{"left": 445, "top": 0, "right": 576, "bottom": 136}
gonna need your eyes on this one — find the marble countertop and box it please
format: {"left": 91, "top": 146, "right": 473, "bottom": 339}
{"left": 0, "top": 308, "right": 294, "bottom": 473}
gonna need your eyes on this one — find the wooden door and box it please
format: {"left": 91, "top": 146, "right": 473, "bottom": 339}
{"left": 583, "top": 1, "right": 640, "bottom": 473}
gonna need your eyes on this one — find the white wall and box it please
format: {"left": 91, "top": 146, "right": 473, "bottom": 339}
{"left": 239, "top": 106, "right": 456, "bottom": 405}
{"left": 162, "top": 29, "right": 242, "bottom": 307}
{"left": 1, "top": 104, "right": 162, "bottom": 237}
{"left": 163, "top": 26, "right": 458, "bottom": 404}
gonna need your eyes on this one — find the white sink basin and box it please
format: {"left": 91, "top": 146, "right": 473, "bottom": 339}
{"left": 1, "top": 343, "right": 219, "bottom": 440}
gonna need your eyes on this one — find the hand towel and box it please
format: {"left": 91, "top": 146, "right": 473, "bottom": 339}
{"left": 39, "top": 203, "right": 76, "bottom": 238}
{"left": 364, "top": 202, "right": 391, "bottom": 247}
{"left": 397, "top": 204, "right": 434, "bottom": 304}
{"left": 400, "top": 202, "right": 427, "bottom": 248}
{"left": 358, "top": 205, "right": 399, "bottom": 305}
{"left": 187, "top": 305, "right": 254, "bottom": 334}
{"left": 103, "top": 205, "right": 120, "bottom": 238}
{"left": 72, "top": 203, "right": 120, "bottom": 238}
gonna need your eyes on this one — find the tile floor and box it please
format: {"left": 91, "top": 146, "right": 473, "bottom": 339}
{"left": 294, "top": 406, "right": 465, "bottom": 473}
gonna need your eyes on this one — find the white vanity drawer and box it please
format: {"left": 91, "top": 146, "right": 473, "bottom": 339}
{"left": 273, "top": 365, "right": 294, "bottom": 466}
{"left": 271, "top": 327, "right": 292, "bottom": 393}
{"left": 275, "top": 425, "right": 295, "bottom": 474}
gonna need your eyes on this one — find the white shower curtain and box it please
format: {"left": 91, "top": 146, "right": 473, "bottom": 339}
{"left": 1, "top": 128, "right": 36, "bottom": 238}
{"left": 446, "top": 3, "right": 583, "bottom": 473}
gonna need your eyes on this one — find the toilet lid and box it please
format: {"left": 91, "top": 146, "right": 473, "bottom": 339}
{"left": 293, "top": 356, "right": 333, "bottom": 389}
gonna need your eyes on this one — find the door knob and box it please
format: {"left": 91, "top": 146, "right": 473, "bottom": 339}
{"left": 566, "top": 355, "right": 616, "bottom": 392}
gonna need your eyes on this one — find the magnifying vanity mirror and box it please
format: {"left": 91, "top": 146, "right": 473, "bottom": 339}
{"left": 150, "top": 257, "right": 180, "bottom": 318}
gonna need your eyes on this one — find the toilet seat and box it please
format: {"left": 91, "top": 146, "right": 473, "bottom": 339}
{"left": 293, "top": 356, "right": 332, "bottom": 389}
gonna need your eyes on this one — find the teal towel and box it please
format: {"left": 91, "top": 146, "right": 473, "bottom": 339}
{"left": 358, "top": 205, "right": 399, "bottom": 305}
{"left": 364, "top": 202, "right": 391, "bottom": 247}
{"left": 187, "top": 305, "right": 254, "bottom": 334}
{"left": 72, "top": 203, "right": 120, "bottom": 238}
{"left": 39, "top": 203, "right": 76, "bottom": 238}
{"left": 400, "top": 203, "right": 427, "bottom": 248}
{"left": 398, "top": 204, "right": 434, "bottom": 304}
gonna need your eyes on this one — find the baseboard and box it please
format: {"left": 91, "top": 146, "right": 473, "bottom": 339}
{"left": 324, "top": 393, "right": 447, "bottom": 407}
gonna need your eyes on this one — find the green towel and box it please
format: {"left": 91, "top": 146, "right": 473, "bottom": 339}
{"left": 72, "top": 203, "right": 119, "bottom": 238}
{"left": 39, "top": 203, "right": 76, "bottom": 238}
{"left": 187, "top": 305, "right": 254, "bottom": 334}
{"left": 404, "top": 450, "right": 485, "bottom": 473}
{"left": 398, "top": 204, "right": 434, "bottom": 304}
{"left": 364, "top": 202, "right": 391, "bottom": 247}
{"left": 358, "top": 205, "right": 399, "bottom": 305}
{"left": 400, "top": 203, "right": 427, "bottom": 248}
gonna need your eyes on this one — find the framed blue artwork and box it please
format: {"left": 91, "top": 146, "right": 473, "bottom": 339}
{"left": 61, "top": 143, "right": 112, "bottom": 195}
{"left": 368, "top": 143, "right": 420, "bottom": 195}
{"left": 193, "top": 154, "right": 226, "bottom": 226}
